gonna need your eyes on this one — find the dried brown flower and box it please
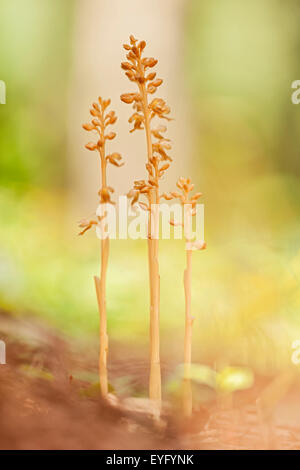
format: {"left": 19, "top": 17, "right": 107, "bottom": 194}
{"left": 81, "top": 97, "right": 124, "bottom": 223}
{"left": 120, "top": 36, "right": 172, "bottom": 213}
{"left": 78, "top": 218, "right": 98, "bottom": 236}
{"left": 162, "top": 176, "right": 203, "bottom": 210}
{"left": 162, "top": 177, "right": 206, "bottom": 249}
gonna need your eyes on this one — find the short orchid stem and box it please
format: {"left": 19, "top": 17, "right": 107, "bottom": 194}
{"left": 164, "top": 179, "right": 205, "bottom": 417}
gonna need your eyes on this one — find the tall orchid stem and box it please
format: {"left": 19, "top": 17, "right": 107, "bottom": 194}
{"left": 121, "top": 36, "right": 171, "bottom": 407}
{"left": 94, "top": 236, "right": 109, "bottom": 397}
{"left": 183, "top": 249, "right": 193, "bottom": 417}
{"left": 94, "top": 125, "right": 109, "bottom": 397}
{"left": 139, "top": 78, "right": 162, "bottom": 405}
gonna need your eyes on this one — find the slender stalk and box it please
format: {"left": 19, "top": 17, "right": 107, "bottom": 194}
{"left": 81, "top": 97, "right": 123, "bottom": 398}
{"left": 121, "top": 36, "right": 172, "bottom": 405}
{"left": 183, "top": 249, "right": 193, "bottom": 417}
{"left": 163, "top": 178, "right": 205, "bottom": 417}
{"left": 94, "top": 236, "right": 109, "bottom": 396}
{"left": 139, "top": 81, "right": 161, "bottom": 403}
{"left": 95, "top": 118, "right": 109, "bottom": 397}
{"left": 148, "top": 236, "right": 161, "bottom": 402}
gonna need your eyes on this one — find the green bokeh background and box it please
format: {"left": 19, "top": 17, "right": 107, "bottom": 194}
{"left": 1, "top": 0, "right": 300, "bottom": 374}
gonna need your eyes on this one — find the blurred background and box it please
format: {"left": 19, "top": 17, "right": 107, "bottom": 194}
{"left": 1, "top": 0, "right": 300, "bottom": 381}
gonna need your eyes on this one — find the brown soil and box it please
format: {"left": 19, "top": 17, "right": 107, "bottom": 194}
{"left": 1, "top": 312, "right": 300, "bottom": 450}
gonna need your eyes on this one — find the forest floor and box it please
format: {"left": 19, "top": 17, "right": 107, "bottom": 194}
{"left": 1, "top": 310, "right": 300, "bottom": 450}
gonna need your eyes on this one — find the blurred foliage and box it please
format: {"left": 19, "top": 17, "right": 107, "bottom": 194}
{"left": 0, "top": 188, "right": 300, "bottom": 375}
{"left": 185, "top": 0, "right": 300, "bottom": 241}
{"left": 20, "top": 364, "right": 54, "bottom": 382}
{"left": 216, "top": 366, "right": 254, "bottom": 393}
{"left": 166, "top": 364, "right": 254, "bottom": 402}
{"left": 0, "top": 0, "right": 74, "bottom": 189}
{"left": 1, "top": 0, "right": 300, "bottom": 377}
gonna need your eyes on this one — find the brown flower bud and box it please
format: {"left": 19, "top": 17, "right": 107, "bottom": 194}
{"left": 107, "top": 152, "right": 123, "bottom": 166}
{"left": 191, "top": 192, "right": 203, "bottom": 200}
{"left": 112, "top": 152, "right": 121, "bottom": 160}
{"left": 137, "top": 75, "right": 145, "bottom": 84}
{"left": 151, "top": 79, "right": 163, "bottom": 87}
{"left": 146, "top": 72, "right": 156, "bottom": 81}
{"left": 85, "top": 142, "right": 97, "bottom": 151}
{"left": 161, "top": 193, "right": 173, "bottom": 201}
{"left": 99, "top": 187, "right": 111, "bottom": 203}
{"left": 142, "top": 57, "right": 158, "bottom": 68}
{"left": 146, "top": 163, "right": 153, "bottom": 176}
{"left": 140, "top": 187, "right": 150, "bottom": 194}
{"left": 147, "top": 85, "right": 156, "bottom": 94}
{"left": 160, "top": 164, "right": 170, "bottom": 172}
{"left": 106, "top": 132, "right": 116, "bottom": 140}
{"left": 127, "top": 51, "right": 136, "bottom": 61}
{"left": 120, "top": 93, "right": 135, "bottom": 104}
{"left": 103, "top": 99, "right": 111, "bottom": 109}
{"left": 125, "top": 70, "right": 136, "bottom": 82}
{"left": 131, "top": 192, "right": 139, "bottom": 205}
{"left": 107, "top": 114, "right": 117, "bottom": 125}
{"left": 121, "top": 61, "right": 133, "bottom": 71}
{"left": 82, "top": 123, "right": 94, "bottom": 131}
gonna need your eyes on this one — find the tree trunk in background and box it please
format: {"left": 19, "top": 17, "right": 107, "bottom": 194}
{"left": 67, "top": 0, "right": 192, "bottom": 215}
